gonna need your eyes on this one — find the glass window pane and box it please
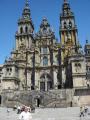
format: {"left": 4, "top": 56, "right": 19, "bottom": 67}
{"left": 43, "top": 57, "right": 48, "bottom": 66}
{"left": 43, "top": 47, "right": 47, "bottom": 54}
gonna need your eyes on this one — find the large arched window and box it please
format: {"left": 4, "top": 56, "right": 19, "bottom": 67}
{"left": 43, "top": 47, "right": 47, "bottom": 54}
{"left": 20, "top": 27, "right": 23, "bottom": 34}
{"left": 69, "top": 21, "right": 72, "bottom": 28}
{"left": 55, "top": 55, "right": 59, "bottom": 65}
{"left": 25, "top": 26, "right": 28, "bottom": 33}
{"left": 43, "top": 57, "right": 48, "bottom": 66}
{"left": 64, "top": 21, "right": 67, "bottom": 29}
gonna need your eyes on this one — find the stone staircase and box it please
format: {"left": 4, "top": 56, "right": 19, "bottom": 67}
{"left": 2, "top": 90, "right": 69, "bottom": 108}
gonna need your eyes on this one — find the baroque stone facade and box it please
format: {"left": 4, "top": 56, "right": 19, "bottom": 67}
{"left": 0, "top": 0, "right": 90, "bottom": 107}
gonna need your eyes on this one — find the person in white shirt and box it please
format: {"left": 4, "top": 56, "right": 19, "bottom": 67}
{"left": 19, "top": 106, "right": 32, "bottom": 120}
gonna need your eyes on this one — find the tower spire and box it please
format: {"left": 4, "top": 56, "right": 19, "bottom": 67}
{"left": 22, "top": 0, "right": 30, "bottom": 19}
{"left": 60, "top": 0, "right": 78, "bottom": 61}
{"left": 62, "top": 0, "right": 72, "bottom": 17}
{"left": 25, "top": 0, "right": 29, "bottom": 7}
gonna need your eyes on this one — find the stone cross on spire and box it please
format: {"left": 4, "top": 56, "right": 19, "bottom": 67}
{"left": 64, "top": 0, "right": 68, "bottom": 3}
{"left": 21, "top": 0, "right": 31, "bottom": 19}
{"left": 25, "top": 0, "right": 29, "bottom": 7}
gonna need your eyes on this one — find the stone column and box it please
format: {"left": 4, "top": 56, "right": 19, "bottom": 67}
{"left": 45, "top": 75, "right": 47, "bottom": 91}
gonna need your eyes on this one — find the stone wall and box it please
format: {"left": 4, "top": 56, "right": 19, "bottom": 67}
{"left": 73, "top": 88, "right": 90, "bottom": 106}
{"left": 1, "top": 89, "right": 74, "bottom": 108}
{"left": 1, "top": 88, "right": 90, "bottom": 108}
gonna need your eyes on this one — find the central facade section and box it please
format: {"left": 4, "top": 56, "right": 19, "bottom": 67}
{"left": 3, "top": 1, "right": 60, "bottom": 91}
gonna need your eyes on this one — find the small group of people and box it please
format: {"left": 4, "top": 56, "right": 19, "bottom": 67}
{"left": 80, "top": 105, "right": 88, "bottom": 117}
{"left": 13, "top": 105, "right": 32, "bottom": 120}
{"left": 13, "top": 105, "right": 31, "bottom": 114}
{"left": 19, "top": 106, "right": 32, "bottom": 120}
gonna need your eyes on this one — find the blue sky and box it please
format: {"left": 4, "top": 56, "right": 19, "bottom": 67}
{"left": 0, "top": 0, "right": 90, "bottom": 64}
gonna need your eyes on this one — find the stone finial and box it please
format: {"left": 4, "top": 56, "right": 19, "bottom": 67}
{"left": 86, "top": 39, "right": 88, "bottom": 44}
{"left": 64, "top": 0, "right": 68, "bottom": 3}
{"left": 25, "top": 0, "right": 29, "bottom": 7}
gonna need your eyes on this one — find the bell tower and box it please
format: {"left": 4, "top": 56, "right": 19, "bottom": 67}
{"left": 60, "top": 0, "right": 78, "bottom": 64}
{"left": 15, "top": 0, "right": 34, "bottom": 51}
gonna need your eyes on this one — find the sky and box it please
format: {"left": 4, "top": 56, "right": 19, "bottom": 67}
{"left": 0, "top": 0, "right": 90, "bottom": 64}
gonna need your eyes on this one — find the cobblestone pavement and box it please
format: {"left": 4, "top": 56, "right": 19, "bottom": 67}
{"left": 0, "top": 107, "right": 90, "bottom": 120}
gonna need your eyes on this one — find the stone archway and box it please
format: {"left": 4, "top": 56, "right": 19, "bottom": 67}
{"left": 40, "top": 73, "right": 52, "bottom": 91}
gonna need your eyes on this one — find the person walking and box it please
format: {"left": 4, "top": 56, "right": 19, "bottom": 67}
{"left": 19, "top": 106, "right": 32, "bottom": 120}
{"left": 17, "top": 106, "right": 21, "bottom": 114}
{"left": 80, "top": 106, "right": 84, "bottom": 117}
{"left": 84, "top": 106, "right": 88, "bottom": 114}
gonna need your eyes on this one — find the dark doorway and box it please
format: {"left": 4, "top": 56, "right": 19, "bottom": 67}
{"left": 47, "top": 81, "right": 52, "bottom": 90}
{"left": 36, "top": 98, "right": 41, "bottom": 107}
{"left": 40, "top": 82, "right": 45, "bottom": 91}
{"left": 0, "top": 95, "right": 1, "bottom": 104}
{"left": 31, "top": 86, "right": 34, "bottom": 90}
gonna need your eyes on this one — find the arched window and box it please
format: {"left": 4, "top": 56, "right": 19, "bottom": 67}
{"left": 69, "top": 21, "right": 72, "bottom": 28}
{"left": 75, "top": 63, "right": 81, "bottom": 68}
{"left": 7, "top": 68, "right": 9, "bottom": 72}
{"left": 64, "top": 21, "right": 67, "bottom": 28}
{"left": 43, "top": 57, "right": 48, "bottom": 66}
{"left": 40, "top": 82, "right": 45, "bottom": 91}
{"left": 25, "top": 26, "right": 28, "bottom": 33}
{"left": 78, "top": 63, "right": 81, "bottom": 68}
{"left": 20, "top": 27, "right": 23, "bottom": 34}
{"left": 55, "top": 55, "right": 59, "bottom": 65}
{"left": 75, "top": 63, "right": 81, "bottom": 72}
{"left": 10, "top": 68, "right": 12, "bottom": 72}
{"left": 43, "top": 47, "right": 47, "bottom": 54}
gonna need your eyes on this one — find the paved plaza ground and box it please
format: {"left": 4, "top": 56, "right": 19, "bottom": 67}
{"left": 0, "top": 107, "right": 90, "bottom": 120}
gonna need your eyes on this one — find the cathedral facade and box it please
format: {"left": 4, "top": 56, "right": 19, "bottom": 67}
{"left": 0, "top": 0, "right": 90, "bottom": 107}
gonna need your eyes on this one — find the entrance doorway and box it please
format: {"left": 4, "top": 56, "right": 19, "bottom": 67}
{"left": 0, "top": 95, "right": 1, "bottom": 105}
{"left": 47, "top": 81, "right": 52, "bottom": 90}
{"left": 36, "top": 98, "right": 41, "bottom": 107}
{"left": 40, "top": 82, "right": 45, "bottom": 91}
